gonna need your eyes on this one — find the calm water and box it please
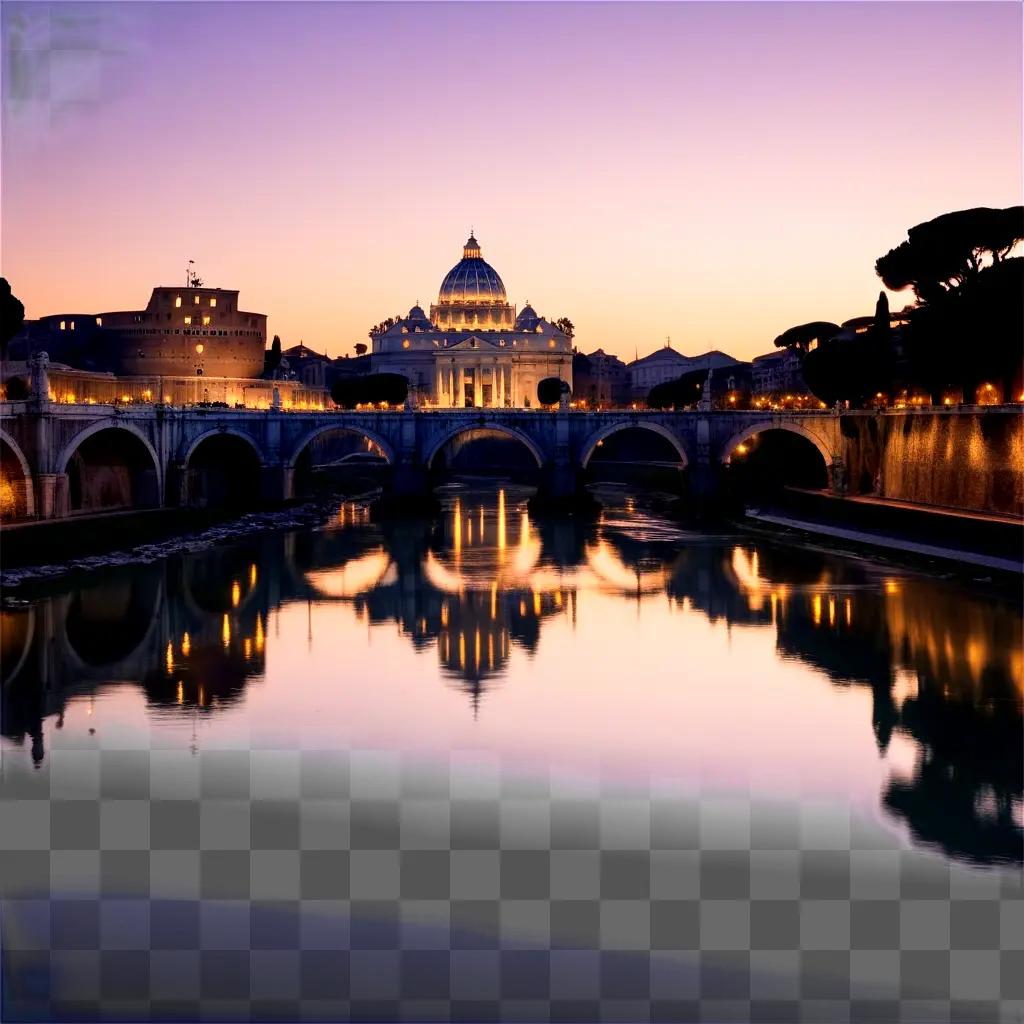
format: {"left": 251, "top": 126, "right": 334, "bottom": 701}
{"left": 2, "top": 486, "right": 1022, "bottom": 1022}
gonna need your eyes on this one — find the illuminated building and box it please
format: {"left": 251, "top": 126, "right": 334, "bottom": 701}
{"left": 10, "top": 286, "right": 267, "bottom": 378}
{"left": 369, "top": 233, "right": 573, "bottom": 407}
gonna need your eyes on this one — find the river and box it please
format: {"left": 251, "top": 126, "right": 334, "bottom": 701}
{"left": 2, "top": 485, "right": 1021, "bottom": 1021}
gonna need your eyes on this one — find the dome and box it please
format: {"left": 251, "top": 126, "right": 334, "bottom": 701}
{"left": 437, "top": 233, "right": 507, "bottom": 306}
{"left": 515, "top": 303, "right": 539, "bottom": 329}
{"left": 407, "top": 303, "right": 432, "bottom": 327}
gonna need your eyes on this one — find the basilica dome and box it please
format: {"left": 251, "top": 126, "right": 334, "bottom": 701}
{"left": 437, "top": 234, "right": 507, "bottom": 305}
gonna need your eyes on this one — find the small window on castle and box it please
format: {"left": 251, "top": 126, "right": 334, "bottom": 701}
{"left": 194, "top": 295, "right": 201, "bottom": 305}
{"left": 202, "top": 316, "right": 210, "bottom": 326}
{"left": 210, "top": 297, "right": 217, "bottom": 307}
{"left": 548, "top": 339, "right": 555, "bottom": 348}
{"left": 184, "top": 316, "right": 192, "bottom": 325}
{"left": 402, "top": 339, "right": 410, "bottom": 349}
{"left": 96, "top": 317, "right": 103, "bottom": 326}
{"left": 175, "top": 297, "right": 182, "bottom": 308}
{"left": 60, "top": 320, "right": 66, "bottom": 330}
{"left": 70, "top": 321, "right": 75, "bottom": 330}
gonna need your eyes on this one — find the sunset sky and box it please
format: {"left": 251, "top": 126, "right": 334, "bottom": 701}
{"left": 2, "top": 1, "right": 1021, "bottom": 363}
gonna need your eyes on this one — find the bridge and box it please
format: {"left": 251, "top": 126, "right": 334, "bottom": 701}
{"left": 2, "top": 354, "right": 1019, "bottom": 520}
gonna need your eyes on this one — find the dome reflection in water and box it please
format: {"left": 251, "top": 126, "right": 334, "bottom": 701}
{"left": 1, "top": 486, "right": 1021, "bottom": 1020}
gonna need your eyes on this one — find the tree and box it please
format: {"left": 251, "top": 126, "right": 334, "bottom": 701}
{"left": 537, "top": 377, "right": 569, "bottom": 406}
{"left": 354, "top": 343, "right": 368, "bottom": 356}
{"left": 773, "top": 321, "right": 841, "bottom": 354}
{"left": 554, "top": 317, "right": 575, "bottom": 338}
{"left": 877, "top": 206, "right": 1024, "bottom": 401}
{"left": 0, "top": 278, "right": 25, "bottom": 356}
{"left": 332, "top": 373, "right": 408, "bottom": 409}
{"left": 646, "top": 369, "right": 707, "bottom": 409}
{"left": 875, "top": 206, "right": 1023, "bottom": 303}
{"left": 264, "top": 334, "right": 282, "bottom": 377}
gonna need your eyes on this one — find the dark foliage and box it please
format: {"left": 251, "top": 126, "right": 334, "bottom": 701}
{"left": 876, "top": 206, "right": 1024, "bottom": 303}
{"left": 646, "top": 369, "right": 708, "bottom": 409}
{"left": 331, "top": 372, "right": 408, "bottom": 409}
{"left": 554, "top": 317, "right": 575, "bottom": 338}
{"left": 1, "top": 278, "right": 25, "bottom": 355}
{"left": 263, "top": 335, "right": 282, "bottom": 377}
{"left": 537, "top": 377, "right": 569, "bottom": 406}
{"left": 773, "top": 321, "right": 841, "bottom": 353}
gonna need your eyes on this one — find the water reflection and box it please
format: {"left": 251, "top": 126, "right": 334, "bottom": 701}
{"left": 2, "top": 486, "right": 1021, "bottom": 866}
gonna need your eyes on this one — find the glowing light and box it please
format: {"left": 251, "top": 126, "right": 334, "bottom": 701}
{"left": 244, "top": 638, "right": 252, "bottom": 658}
{"left": 497, "top": 489, "right": 506, "bottom": 558}
{"left": 222, "top": 614, "right": 231, "bottom": 647}
{"left": 177, "top": 681, "right": 184, "bottom": 705}
{"left": 844, "top": 597, "right": 852, "bottom": 626}
{"left": 441, "top": 601, "right": 449, "bottom": 628}
{"left": 827, "top": 595, "right": 836, "bottom": 627}
{"left": 231, "top": 581, "right": 241, "bottom": 607}
{"left": 165, "top": 642, "right": 174, "bottom": 673}
{"left": 735, "top": 443, "right": 748, "bottom": 455}
{"left": 255, "top": 615, "right": 265, "bottom": 652}
{"left": 812, "top": 593, "right": 822, "bottom": 626}
{"left": 181, "top": 632, "right": 191, "bottom": 656}
{"left": 249, "top": 564, "right": 257, "bottom": 587}
{"left": 195, "top": 343, "right": 204, "bottom": 354}
{"left": 884, "top": 580, "right": 900, "bottom": 595}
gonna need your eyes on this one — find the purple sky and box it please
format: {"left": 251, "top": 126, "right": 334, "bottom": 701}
{"left": 3, "top": 1, "right": 1021, "bottom": 361}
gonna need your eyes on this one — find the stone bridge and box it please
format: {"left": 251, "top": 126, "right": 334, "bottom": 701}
{"left": 5, "top": 347, "right": 1021, "bottom": 521}
{"left": 1, "top": 391, "right": 856, "bottom": 519}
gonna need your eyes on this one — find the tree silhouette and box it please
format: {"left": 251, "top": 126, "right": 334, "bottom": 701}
{"left": 537, "top": 377, "right": 567, "bottom": 406}
{"left": 877, "top": 206, "right": 1024, "bottom": 402}
{"left": 354, "top": 342, "right": 368, "bottom": 356}
{"left": 0, "top": 278, "right": 25, "bottom": 356}
{"left": 773, "top": 321, "right": 841, "bottom": 354}
{"left": 332, "top": 373, "right": 408, "bottom": 409}
{"left": 264, "top": 334, "right": 282, "bottom": 377}
{"left": 554, "top": 317, "right": 575, "bottom": 338}
{"left": 647, "top": 369, "right": 707, "bottom": 409}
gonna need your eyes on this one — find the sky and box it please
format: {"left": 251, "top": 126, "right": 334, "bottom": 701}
{"left": 2, "top": 1, "right": 1021, "bottom": 363}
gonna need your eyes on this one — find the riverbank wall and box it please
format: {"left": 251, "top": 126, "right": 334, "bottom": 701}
{"left": 841, "top": 408, "right": 1023, "bottom": 517}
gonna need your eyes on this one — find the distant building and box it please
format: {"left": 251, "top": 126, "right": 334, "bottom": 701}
{"left": 9, "top": 286, "right": 267, "bottom": 378}
{"left": 627, "top": 344, "right": 742, "bottom": 401}
{"left": 370, "top": 233, "right": 572, "bottom": 407}
{"left": 281, "top": 343, "right": 333, "bottom": 388}
{"left": 572, "top": 349, "right": 629, "bottom": 407}
{"left": 751, "top": 348, "right": 809, "bottom": 398}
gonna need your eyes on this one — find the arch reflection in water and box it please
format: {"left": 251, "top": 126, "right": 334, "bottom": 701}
{"left": 1, "top": 489, "right": 1020, "bottom": 867}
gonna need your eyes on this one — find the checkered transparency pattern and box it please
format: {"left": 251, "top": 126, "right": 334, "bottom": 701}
{"left": 2, "top": 746, "right": 1021, "bottom": 1022}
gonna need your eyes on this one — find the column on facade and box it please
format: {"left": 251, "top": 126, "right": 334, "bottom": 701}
{"left": 497, "top": 363, "right": 504, "bottom": 408}
{"left": 457, "top": 367, "right": 465, "bottom": 408}
{"left": 475, "top": 363, "right": 483, "bottom": 408}
{"left": 435, "top": 366, "right": 443, "bottom": 407}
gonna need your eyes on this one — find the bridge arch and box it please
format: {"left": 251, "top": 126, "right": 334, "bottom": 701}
{"left": 180, "top": 428, "right": 265, "bottom": 509}
{"left": 0, "top": 428, "right": 35, "bottom": 518}
{"left": 719, "top": 421, "right": 834, "bottom": 466}
{"left": 179, "top": 427, "right": 266, "bottom": 467}
{"left": 287, "top": 423, "right": 396, "bottom": 468}
{"left": 579, "top": 421, "right": 689, "bottom": 468}
{"left": 424, "top": 423, "right": 546, "bottom": 470}
{"left": 57, "top": 422, "right": 162, "bottom": 513}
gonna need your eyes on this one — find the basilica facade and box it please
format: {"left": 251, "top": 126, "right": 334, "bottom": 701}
{"left": 370, "top": 234, "right": 572, "bottom": 407}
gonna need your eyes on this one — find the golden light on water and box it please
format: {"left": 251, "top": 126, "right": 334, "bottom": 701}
{"left": 181, "top": 632, "right": 191, "bottom": 657}
{"left": 255, "top": 615, "right": 265, "bottom": 652}
{"left": 222, "top": 614, "right": 231, "bottom": 648}
{"left": 231, "top": 581, "right": 241, "bottom": 607}
{"left": 165, "top": 642, "right": 174, "bottom": 673}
